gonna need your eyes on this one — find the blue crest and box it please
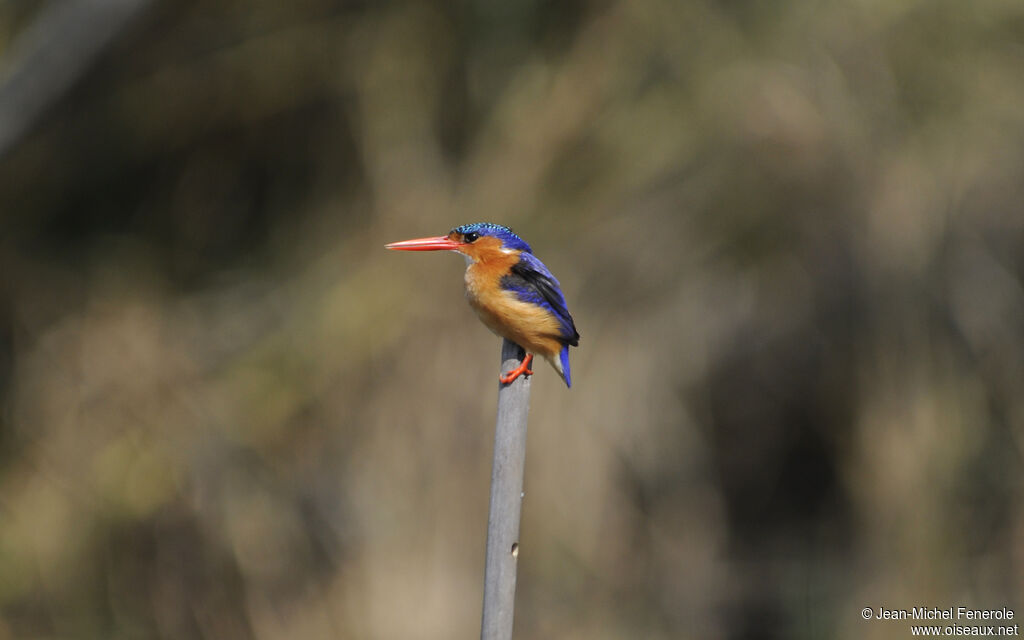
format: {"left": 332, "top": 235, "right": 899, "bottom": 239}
{"left": 453, "top": 223, "right": 532, "bottom": 253}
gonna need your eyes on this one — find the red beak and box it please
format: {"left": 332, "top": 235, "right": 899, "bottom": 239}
{"left": 385, "top": 236, "right": 464, "bottom": 251}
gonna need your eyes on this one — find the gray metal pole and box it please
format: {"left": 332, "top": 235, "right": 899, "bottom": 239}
{"left": 480, "top": 339, "right": 532, "bottom": 640}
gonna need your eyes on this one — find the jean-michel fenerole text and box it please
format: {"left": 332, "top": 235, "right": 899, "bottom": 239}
{"left": 874, "top": 607, "right": 1014, "bottom": 621}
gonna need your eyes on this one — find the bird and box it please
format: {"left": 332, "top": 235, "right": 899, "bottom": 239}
{"left": 386, "top": 223, "right": 579, "bottom": 387}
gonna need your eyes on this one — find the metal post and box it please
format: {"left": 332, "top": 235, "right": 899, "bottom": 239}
{"left": 480, "top": 339, "right": 532, "bottom": 640}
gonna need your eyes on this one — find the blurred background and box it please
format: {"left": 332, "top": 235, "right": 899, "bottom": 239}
{"left": 0, "top": 0, "right": 1022, "bottom": 638}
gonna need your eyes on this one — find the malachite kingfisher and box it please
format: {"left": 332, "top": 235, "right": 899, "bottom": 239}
{"left": 386, "top": 223, "right": 579, "bottom": 387}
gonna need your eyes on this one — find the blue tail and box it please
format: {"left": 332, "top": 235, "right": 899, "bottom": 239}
{"left": 560, "top": 345, "right": 572, "bottom": 388}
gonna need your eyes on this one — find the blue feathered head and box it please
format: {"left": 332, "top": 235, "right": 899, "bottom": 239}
{"left": 452, "top": 223, "right": 532, "bottom": 253}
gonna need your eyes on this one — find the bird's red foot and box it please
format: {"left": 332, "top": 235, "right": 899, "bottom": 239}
{"left": 499, "top": 353, "right": 534, "bottom": 385}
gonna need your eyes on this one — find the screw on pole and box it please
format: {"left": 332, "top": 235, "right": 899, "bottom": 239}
{"left": 480, "top": 339, "right": 532, "bottom": 640}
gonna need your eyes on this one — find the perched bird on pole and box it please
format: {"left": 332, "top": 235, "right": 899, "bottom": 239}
{"left": 387, "top": 223, "right": 579, "bottom": 387}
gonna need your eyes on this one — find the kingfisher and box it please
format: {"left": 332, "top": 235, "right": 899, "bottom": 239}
{"left": 386, "top": 223, "right": 579, "bottom": 387}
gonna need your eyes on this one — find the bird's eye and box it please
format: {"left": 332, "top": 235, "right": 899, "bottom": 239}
{"left": 463, "top": 232, "right": 480, "bottom": 243}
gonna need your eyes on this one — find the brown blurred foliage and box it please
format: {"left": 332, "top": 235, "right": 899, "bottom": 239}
{"left": 0, "top": 0, "right": 1022, "bottom": 638}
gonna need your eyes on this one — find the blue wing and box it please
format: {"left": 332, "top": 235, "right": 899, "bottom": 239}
{"left": 500, "top": 252, "right": 579, "bottom": 346}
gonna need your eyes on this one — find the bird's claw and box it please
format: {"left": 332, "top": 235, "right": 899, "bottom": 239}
{"left": 499, "top": 353, "right": 534, "bottom": 385}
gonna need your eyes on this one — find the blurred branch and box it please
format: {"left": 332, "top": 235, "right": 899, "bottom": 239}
{"left": 481, "top": 339, "right": 532, "bottom": 640}
{"left": 0, "top": 0, "right": 152, "bottom": 160}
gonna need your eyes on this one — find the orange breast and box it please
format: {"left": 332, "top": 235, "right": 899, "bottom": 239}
{"left": 464, "top": 258, "right": 565, "bottom": 358}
